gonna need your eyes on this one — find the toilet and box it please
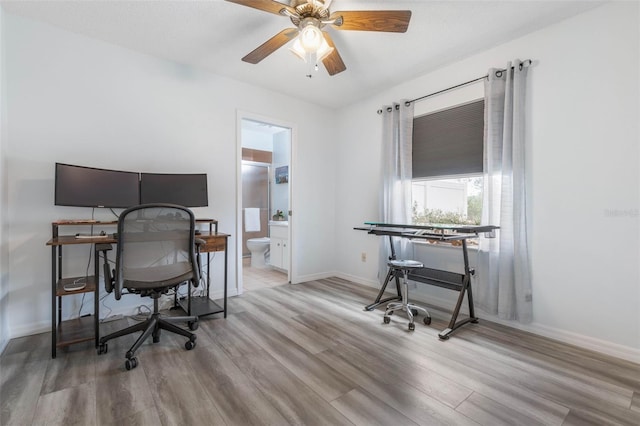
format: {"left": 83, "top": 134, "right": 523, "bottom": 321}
{"left": 246, "top": 237, "right": 270, "bottom": 268}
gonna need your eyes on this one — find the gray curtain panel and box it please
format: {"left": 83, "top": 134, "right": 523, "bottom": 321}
{"left": 378, "top": 101, "right": 414, "bottom": 284}
{"left": 477, "top": 60, "right": 533, "bottom": 322}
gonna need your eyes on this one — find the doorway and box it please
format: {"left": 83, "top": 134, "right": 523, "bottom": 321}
{"left": 237, "top": 113, "right": 294, "bottom": 295}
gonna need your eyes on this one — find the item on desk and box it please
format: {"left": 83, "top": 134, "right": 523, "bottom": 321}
{"left": 75, "top": 233, "right": 109, "bottom": 239}
{"left": 63, "top": 280, "right": 87, "bottom": 291}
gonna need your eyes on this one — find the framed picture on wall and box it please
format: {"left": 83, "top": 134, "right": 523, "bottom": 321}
{"left": 275, "top": 166, "right": 288, "bottom": 184}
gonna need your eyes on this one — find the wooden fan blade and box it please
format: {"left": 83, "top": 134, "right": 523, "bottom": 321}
{"left": 225, "top": 0, "right": 296, "bottom": 16}
{"left": 321, "top": 32, "right": 346, "bottom": 76}
{"left": 330, "top": 10, "right": 411, "bottom": 33}
{"left": 242, "top": 28, "right": 299, "bottom": 64}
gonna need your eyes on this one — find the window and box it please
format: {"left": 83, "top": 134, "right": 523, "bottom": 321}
{"left": 411, "top": 99, "right": 484, "bottom": 225}
{"left": 412, "top": 176, "right": 482, "bottom": 225}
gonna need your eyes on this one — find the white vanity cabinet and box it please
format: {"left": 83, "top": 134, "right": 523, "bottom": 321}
{"left": 269, "top": 222, "right": 289, "bottom": 271}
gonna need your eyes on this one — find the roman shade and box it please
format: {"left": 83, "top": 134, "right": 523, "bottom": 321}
{"left": 412, "top": 99, "right": 484, "bottom": 178}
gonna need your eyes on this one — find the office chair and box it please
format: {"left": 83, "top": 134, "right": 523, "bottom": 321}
{"left": 97, "top": 204, "right": 200, "bottom": 370}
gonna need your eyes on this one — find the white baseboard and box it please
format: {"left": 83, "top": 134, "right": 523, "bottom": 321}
{"left": 9, "top": 319, "right": 51, "bottom": 340}
{"left": 334, "top": 272, "right": 379, "bottom": 288}
{"left": 334, "top": 273, "right": 640, "bottom": 364}
{"left": 498, "top": 320, "right": 640, "bottom": 364}
{"left": 293, "top": 271, "right": 336, "bottom": 284}
{"left": 209, "top": 287, "right": 238, "bottom": 300}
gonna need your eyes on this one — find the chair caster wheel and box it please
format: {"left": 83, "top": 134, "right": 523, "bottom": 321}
{"left": 153, "top": 335, "right": 160, "bottom": 343}
{"left": 411, "top": 308, "right": 418, "bottom": 316}
{"left": 97, "top": 343, "right": 108, "bottom": 355}
{"left": 125, "top": 357, "right": 138, "bottom": 370}
{"left": 423, "top": 316, "right": 432, "bottom": 325}
{"left": 185, "top": 340, "right": 196, "bottom": 350}
{"left": 383, "top": 316, "right": 391, "bottom": 324}
{"left": 188, "top": 319, "right": 199, "bottom": 331}
{"left": 408, "top": 323, "right": 415, "bottom": 331}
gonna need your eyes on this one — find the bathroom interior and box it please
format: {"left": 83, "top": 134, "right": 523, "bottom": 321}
{"left": 241, "top": 118, "right": 290, "bottom": 292}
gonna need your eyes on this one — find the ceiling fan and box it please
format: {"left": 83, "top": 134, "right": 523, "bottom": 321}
{"left": 226, "top": 0, "right": 411, "bottom": 76}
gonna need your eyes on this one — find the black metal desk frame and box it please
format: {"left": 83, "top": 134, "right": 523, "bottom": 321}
{"left": 175, "top": 220, "right": 229, "bottom": 319}
{"left": 356, "top": 222, "right": 498, "bottom": 340}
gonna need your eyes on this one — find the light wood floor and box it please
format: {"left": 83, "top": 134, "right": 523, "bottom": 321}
{"left": 2, "top": 277, "right": 639, "bottom": 425}
{"left": 242, "top": 257, "right": 288, "bottom": 292}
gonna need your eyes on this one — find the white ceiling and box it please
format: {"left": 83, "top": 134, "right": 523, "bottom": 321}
{"left": 2, "top": 0, "right": 603, "bottom": 109}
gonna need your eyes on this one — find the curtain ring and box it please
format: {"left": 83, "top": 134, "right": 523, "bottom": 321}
{"left": 387, "top": 106, "right": 392, "bottom": 112}
{"left": 394, "top": 104, "right": 399, "bottom": 110}
{"left": 519, "top": 63, "right": 523, "bottom": 71}
{"left": 495, "top": 70, "right": 503, "bottom": 78}
{"left": 404, "top": 101, "right": 411, "bottom": 107}
{"left": 377, "top": 109, "right": 382, "bottom": 114}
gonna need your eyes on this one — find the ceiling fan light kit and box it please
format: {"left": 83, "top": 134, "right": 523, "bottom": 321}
{"left": 227, "top": 0, "right": 411, "bottom": 77}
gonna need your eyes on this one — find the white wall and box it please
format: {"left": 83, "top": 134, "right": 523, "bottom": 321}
{"left": 241, "top": 127, "right": 273, "bottom": 152}
{"left": 335, "top": 2, "right": 640, "bottom": 361}
{"left": 3, "top": 13, "right": 337, "bottom": 338}
{"left": 0, "top": 5, "right": 9, "bottom": 354}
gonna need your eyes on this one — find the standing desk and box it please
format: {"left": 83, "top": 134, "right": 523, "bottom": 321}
{"left": 355, "top": 222, "right": 498, "bottom": 339}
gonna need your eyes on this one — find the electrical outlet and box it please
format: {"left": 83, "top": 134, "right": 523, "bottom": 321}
{"left": 361, "top": 252, "right": 367, "bottom": 262}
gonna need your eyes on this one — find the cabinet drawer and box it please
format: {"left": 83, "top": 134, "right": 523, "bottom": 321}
{"left": 269, "top": 225, "right": 288, "bottom": 239}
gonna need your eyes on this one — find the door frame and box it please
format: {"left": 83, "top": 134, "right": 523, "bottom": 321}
{"left": 236, "top": 110, "right": 296, "bottom": 295}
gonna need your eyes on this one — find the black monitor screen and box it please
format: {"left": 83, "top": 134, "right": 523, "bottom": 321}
{"left": 140, "top": 173, "right": 208, "bottom": 207}
{"left": 55, "top": 163, "right": 140, "bottom": 208}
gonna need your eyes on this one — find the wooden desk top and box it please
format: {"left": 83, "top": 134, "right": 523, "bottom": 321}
{"left": 46, "top": 232, "right": 229, "bottom": 247}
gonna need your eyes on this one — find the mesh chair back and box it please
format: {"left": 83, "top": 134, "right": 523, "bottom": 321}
{"left": 114, "top": 204, "right": 198, "bottom": 299}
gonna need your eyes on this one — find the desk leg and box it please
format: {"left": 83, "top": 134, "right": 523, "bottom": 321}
{"left": 364, "top": 235, "right": 402, "bottom": 311}
{"left": 223, "top": 238, "right": 228, "bottom": 318}
{"left": 51, "top": 246, "right": 57, "bottom": 359}
{"left": 364, "top": 268, "right": 402, "bottom": 311}
{"left": 188, "top": 280, "right": 192, "bottom": 316}
{"left": 94, "top": 245, "right": 99, "bottom": 347}
{"left": 438, "top": 239, "right": 478, "bottom": 340}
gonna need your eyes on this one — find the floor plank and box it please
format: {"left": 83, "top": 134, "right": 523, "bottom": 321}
{"left": 331, "top": 387, "right": 419, "bottom": 426}
{"left": 231, "top": 349, "right": 354, "bottom": 425}
{"left": 31, "top": 381, "right": 97, "bottom": 426}
{"left": 186, "top": 338, "right": 290, "bottom": 426}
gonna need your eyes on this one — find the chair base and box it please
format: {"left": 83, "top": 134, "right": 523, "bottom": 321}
{"left": 384, "top": 301, "right": 431, "bottom": 331}
{"left": 98, "top": 303, "right": 198, "bottom": 370}
{"left": 382, "top": 262, "right": 431, "bottom": 332}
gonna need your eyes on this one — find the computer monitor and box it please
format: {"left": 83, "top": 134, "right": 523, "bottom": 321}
{"left": 140, "top": 173, "right": 208, "bottom": 207}
{"left": 55, "top": 163, "right": 140, "bottom": 208}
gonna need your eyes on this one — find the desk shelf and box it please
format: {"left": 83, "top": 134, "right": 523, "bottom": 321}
{"left": 56, "top": 315, "right": 96, "bottom": 349}
{"left": 55, "top": 275, "right": 97, "bottom": 296}
{"left": 174, "top": 230, "right": 230, "bottom": 319}
{"left": 177, "top": 296, "right": 225, "bottom": 318}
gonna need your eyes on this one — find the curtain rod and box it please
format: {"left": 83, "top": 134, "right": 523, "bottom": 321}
{"left": 377, "top": 59, "right": 532, "bottom": 114}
